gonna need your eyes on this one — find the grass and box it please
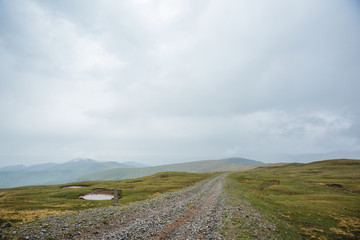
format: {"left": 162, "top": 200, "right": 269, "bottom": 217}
{"left": 0, "top": 171, "right": 219, "bottom": 223}
{"left": 227, "top": 159, "right": 360, "bottom": 239}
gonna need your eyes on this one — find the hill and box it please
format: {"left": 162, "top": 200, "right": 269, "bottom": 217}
{"left": 0, "top": 157, "right": 261, "bottom": 188}
{"left": 74, "top": 157, "right": 262, "bottom": 181}
{"left": 0, "top": 158, "right": 130, "bottom": 188}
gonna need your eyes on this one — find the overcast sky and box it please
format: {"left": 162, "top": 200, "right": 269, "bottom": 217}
{"left": 0, "top": 0, "right": 359, "bottom": 167}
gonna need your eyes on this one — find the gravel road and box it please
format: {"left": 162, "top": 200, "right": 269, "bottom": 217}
{"left": 1, "top": 173, "right": 278, "bottom": 239}
{"left": 74, "top": 174, "right": 225, "bottom": 239}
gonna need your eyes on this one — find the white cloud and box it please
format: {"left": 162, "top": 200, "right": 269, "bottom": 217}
{"left": 0, "top": 0, "right": 123, "bottom": 134}
{"left": 0, "top": 0, "right": 359, "bottom": 166}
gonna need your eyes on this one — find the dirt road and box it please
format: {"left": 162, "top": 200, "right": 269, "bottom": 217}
{"left": 75, "top": 174, "right": 226, "bottom": 239}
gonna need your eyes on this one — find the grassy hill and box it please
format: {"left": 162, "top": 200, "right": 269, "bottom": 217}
{"left": 0, "top": 172, "right": 219, "bottom": 223}
{"left": 226, "top": 159, "right": 360, "bottom": 239}
{"left": 74, "top": 157, "right": 262, "bottom": 181}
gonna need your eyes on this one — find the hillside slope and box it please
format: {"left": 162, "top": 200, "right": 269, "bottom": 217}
{"left": 74, "top": 157, "right": 262, "bottom": 181}
{"left": 227, "top": 158, "right": 360, "bottom": 239}
{"left": 0, "top": 157, "right": 261, "bottom": 188}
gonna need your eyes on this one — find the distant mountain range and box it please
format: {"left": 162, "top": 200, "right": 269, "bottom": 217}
{"left": 0, "top": 157, "right": 262, "bottom": 188}
{"left": 0, "top": 158, "right": 147, "bottom": 188}
{"left": 74, "top": 157, "right": 263, "bottom": 182}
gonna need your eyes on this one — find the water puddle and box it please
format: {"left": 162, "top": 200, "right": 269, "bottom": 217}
{"left": 80, "top": 193, "right": 114, "bottom": 200}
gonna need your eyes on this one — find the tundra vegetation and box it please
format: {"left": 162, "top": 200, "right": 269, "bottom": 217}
{"left": 227, "top": 159, "right": 360, "bottom": 239}
{"left": 0, "top": 172, "right": 219, "bottom": 223}
{"left": 0, "top": 159, "right": 359, "bottom": 239}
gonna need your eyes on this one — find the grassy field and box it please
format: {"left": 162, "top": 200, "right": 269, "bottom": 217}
{"left": 228, "top": 159, "right": 360, "bottom": 239}
{"left": 0, "top": 171, "right": 219, "bottom": 223}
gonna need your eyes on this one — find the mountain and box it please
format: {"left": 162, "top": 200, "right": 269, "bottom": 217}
{"left": 0, "top": 157, "right": 262, "bottom": 188}
{"left": 0, "top": 164, "right": 27, "bottom": 172}
{"left": 122, "top": 161, "right": 150, "bottom": 168}
{"left": 74, "top": 157, "right": 263, "bottom": 182}
{"left": 0, "top": 158, "right": 128, "bottom": 188}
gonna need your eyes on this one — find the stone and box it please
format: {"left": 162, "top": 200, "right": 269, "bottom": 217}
{"left": 1, "top": 222, "right": 12, "bottom": 228}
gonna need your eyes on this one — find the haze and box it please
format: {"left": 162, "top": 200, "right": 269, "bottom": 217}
{"left": 0, "top": 0, "right": 360, "bottom": 167}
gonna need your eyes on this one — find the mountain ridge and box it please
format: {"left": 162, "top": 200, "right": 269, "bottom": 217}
{"left": 74, "top": 157, "right": 262, "bottom": 182}
{"left": 0, "top": 157, "right": 262, "bottom": 188}
{"left": 0, "top": 159, "right": 129, "bottom": 188}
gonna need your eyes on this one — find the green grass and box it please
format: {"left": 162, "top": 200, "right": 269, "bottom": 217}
{"left": 227, "top": 159, "right": 360, "bottom": 239}
{"left": 0, "top": 171, "right": 219, "bottom": 223}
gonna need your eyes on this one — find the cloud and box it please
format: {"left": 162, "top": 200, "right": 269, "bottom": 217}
{"left": 0, "top": 0, "right": 123, "bottom": 132}
{"left": 0, "top": 0, "right": 359, "bottom": 166}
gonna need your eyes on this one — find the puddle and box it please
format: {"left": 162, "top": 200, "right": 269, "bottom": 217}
{"left": 80, "top": 193, "right": 114, "bottom": 200}
{"left": 62, "top": 185, "right": 88, "bottom": 189}
{"left": 78, "top": 189, "right": 121, "bottom": 201}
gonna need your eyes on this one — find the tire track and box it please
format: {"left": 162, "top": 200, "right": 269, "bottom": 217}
{"left": 155, "top": 174, "right": 224, "bottom": 239}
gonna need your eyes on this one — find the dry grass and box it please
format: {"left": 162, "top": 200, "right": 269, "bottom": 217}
{"left": 0, "top": 171, "right": 219, "bottom": 223}
{"left": 228, "top": 159, "right": 360, "bottom": 239}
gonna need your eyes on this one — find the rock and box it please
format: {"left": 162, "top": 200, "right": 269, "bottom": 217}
{"left": 1, "top": 222, "right": 12, "bottom": 228}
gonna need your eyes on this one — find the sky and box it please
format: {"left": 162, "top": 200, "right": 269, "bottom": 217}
{"left": 0, "top": 0, "right": 360, "bottom": 167}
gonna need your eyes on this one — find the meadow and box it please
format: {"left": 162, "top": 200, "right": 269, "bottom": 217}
{"left": 0, "top": 171, "right": 218, "bottom": 223}
{"left": 228, "top": 159, "right": 360, "bottom": 239}
{"left": 1, "top": 159, "right": 359, "bottom": 239}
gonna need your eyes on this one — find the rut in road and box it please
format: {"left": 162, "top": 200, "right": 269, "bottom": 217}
{"left": 154, "top": 174, "right": 223, "bottom": 240}
{"left": 75, "top": 174, "right": 226, "bottom": 239}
